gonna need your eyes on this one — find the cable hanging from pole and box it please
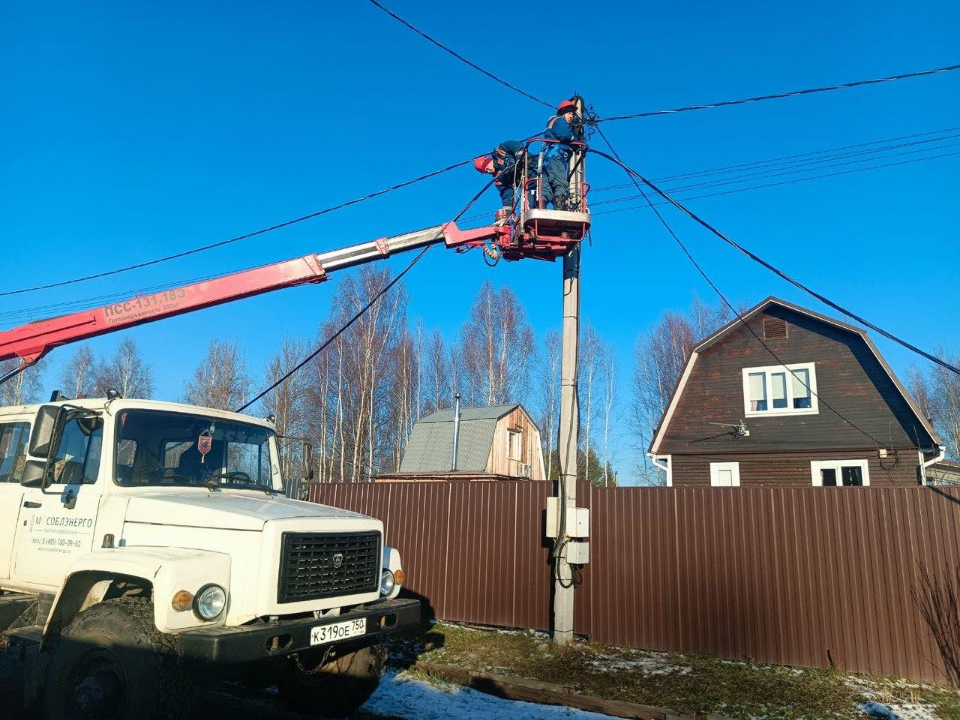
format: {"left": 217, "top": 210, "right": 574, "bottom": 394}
{"left": 592, "top": 125, "right": 900, "bottom": 449}
{"left": 365, "top": 0, "right": 553, "bottom": 109}
{"left": 0, "top": 158, "right": 476, "bottom": 299}
{"left": 588, "top": 144, "right": 960, "bottom": 378}
{"left": 596, "top": 62, "right": 960, "bottom": 123}
{"left": 234, "top": 179, "right": 495, "bottom": 413}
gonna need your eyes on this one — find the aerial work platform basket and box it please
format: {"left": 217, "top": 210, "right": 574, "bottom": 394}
{"left": 496, "top": 138, "right": 591, "bottom": 262}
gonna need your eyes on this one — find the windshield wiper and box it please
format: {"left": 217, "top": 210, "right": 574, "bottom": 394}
{"left": 206, "top": 473, "right": 279, "bottom": 495}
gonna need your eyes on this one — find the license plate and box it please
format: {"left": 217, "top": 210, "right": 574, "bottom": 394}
{"left": 310, "top": 618, "right": 367, "bottom": 645}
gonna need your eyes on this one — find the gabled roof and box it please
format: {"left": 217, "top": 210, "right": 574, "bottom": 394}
{"left": 399, "top": 403, "right": 523, "bottom": 473}
{"left": 416, "top": 403, "right": 520, "bottom": 423}
{"left": 649, "top": 297, "right": 941, "bottom": 454}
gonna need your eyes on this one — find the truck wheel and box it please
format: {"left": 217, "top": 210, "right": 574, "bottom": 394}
{"left": 43, "top": 597, "right": 194, "bottom": 720}
{"left": 278, "top": 643, "right": 386, "bottom": 718}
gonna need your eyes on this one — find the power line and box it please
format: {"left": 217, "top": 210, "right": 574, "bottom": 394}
{"left": 598, "top": 62, "right": 960, "bottom": 123}
{"left": 592, "top": 150, "right": 959, "bottom": 216}
{"left": 588, "top": 145, "right": 960, "bottom": 378}
{"left": 593, "top": 125, "right": 893, "bottom": 449}
{"left": 456, "top": 129, "right": 960, "bottom": 224}
{"left": 365, "top": 0, "right": 553, "bottom": 109}
{"left": 589, "top": 128, "right": 960, "bottom": 196}
{"left": 590, "top": 140, "right": 960, "bottom": 209}
{"left": 235, "top": 180, "right": 493, "bottom": 413}
{"left": 0, "top": 157, "right": 474, "bottom": 299}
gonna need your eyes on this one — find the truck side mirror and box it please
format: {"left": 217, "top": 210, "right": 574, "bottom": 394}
{"left": 29, "top": 404, "right": 65, "bottom": 460}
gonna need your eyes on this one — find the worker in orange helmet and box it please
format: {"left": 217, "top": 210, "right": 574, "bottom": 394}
{"left": 540, "top": 100, "right": 582, "bottom": 210}
{"left": 473, "top": 140, "right": 528, "bottom": 214}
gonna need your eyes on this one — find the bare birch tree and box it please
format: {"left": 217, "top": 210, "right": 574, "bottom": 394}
{"left": 183, "top": 339, "right": 249, "bottom": 410}
{"left": 0, "top": 360, "right": 44, "bottom": 406}
{"left": 261, "top": 338, "right": 308, "bottom": 481}
{"left": 459, "top": 281, "right": 534, "bottom": 407}
{"left": 601, "top": 345, "right": 618, "bottom": 487}
{"left": 60, "top": 346, "right": 96, "bottom": 398}
{"left": 908, "top": 348, "right": 960, "bottom": 460}
{"left": 630, "top": 298, "right": 729, "bottom": 484}
{"left": 91, "top": 339, "right": 154, "bottom": 399}
{"left": 536, "top": 330, "right": 562, "bottom": 482}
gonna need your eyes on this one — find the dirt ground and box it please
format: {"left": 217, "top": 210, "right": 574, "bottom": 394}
{"left": 0, "top": 643, "right": 399, "bottom": 720}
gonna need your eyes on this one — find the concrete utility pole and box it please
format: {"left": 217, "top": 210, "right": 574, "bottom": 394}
{"left": 553, "top": 96, "right": 585, "bottom": 645}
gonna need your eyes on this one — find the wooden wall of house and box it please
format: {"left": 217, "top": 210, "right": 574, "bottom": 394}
{"left": 670, "top": 448, "right": 921, "bottom": 487}
{"left": 485, "top": 406, "right": 545, "bottom": 480}
{"left": 659, "top": 307, "right": 936, "bottom": 459}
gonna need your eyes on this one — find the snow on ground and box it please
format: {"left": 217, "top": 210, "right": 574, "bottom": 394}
{"left": 363, "top": 671, "right": 621, "bottom": 720}
{"left": 583, "top": 653, "right": 691, "bottom": 675}
{"left": 861, "top": 700, "right": 940, "bottom": 720}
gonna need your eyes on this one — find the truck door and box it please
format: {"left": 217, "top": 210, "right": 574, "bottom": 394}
{"left": 13, "top": 414, "right": 103, "bottom": 589}
{"left": 0, "top": 419, "right": 31, "bottom": 579}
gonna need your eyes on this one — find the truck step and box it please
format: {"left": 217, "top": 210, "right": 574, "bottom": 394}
{"left": 3, "top": 624, "right": 42, "bottom": 648}
{"left": 0, "top": 593, "right": 36, "bottom": 632}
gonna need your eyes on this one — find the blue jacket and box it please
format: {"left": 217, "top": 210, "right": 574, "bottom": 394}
{"left": 494, "top": 140, "right": 525, "bottom": 173}
{"left": 542, "top": 115, "right": 576, "bottom": 162}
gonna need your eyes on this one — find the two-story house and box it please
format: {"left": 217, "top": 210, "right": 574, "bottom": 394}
{"left": 649, "top": 298, "right": 943, "bottom": 487}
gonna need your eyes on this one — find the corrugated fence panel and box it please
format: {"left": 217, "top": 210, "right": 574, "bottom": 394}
{"left": 310, "top": 483, "right": 960, "bottom": 682}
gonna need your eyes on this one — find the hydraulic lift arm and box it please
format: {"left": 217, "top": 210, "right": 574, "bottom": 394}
{"left": 0, "top": 222, "right": 502, "bottom": 371}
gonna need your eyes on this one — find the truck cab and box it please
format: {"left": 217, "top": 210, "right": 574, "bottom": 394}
{"left": 0, "top": 397, "right": 418, "bottom": 719}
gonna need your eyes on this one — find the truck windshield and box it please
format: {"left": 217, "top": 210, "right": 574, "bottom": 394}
{"left": 114, "top": 409, "right": 280, "bottom": 492}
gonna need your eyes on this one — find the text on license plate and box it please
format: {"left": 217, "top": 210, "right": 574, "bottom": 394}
{"left": 310, "top": 618, "right": 367, "bottom": 645}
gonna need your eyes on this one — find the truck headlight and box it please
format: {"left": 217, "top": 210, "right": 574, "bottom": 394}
{"left": 193, "top": 584, "right": 227, "bottom": 621}
{"left": 380, "top": 570, "right": 395, "bottom": 597}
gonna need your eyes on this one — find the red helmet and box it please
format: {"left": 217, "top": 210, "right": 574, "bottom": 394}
{"left": 473, "top": 156, "right": 493, "bottom": 173}
{"left": 557, "top": 100, "right": 577, "bottom": 115}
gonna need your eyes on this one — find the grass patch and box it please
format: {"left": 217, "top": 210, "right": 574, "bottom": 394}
{"left": 386, "top": 622, "right": 960, "bottom": 720}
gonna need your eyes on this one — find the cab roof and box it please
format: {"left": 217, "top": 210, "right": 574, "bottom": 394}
{"left": 0, "top": 397, "right": 276, "bottom": 430}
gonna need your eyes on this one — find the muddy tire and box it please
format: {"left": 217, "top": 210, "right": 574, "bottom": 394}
{"left": 43, "top": 597, "right": 194, "bottom": 720}
{"left": 277, "top": 643, "right": 386, "bottom": 718}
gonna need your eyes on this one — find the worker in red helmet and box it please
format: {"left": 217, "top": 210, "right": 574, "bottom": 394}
{"left": 540, "top": 100, "right": 582, "bottom": 210}
{"left": 473, "top": 140, "right": 529, "bottom": 213}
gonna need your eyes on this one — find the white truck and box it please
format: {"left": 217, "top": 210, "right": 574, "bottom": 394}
{"left": 0, "top": 396, "right": 419, "bottom": 719}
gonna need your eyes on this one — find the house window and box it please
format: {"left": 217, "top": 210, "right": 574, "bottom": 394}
{"left": 742, "top": 362, "right": 818, "bottom": 417}
{"left": 811, "top": 459, "right": 869, "bottom": 487}
{"left": 507, "top": 430, "right": 522, "bottom": 461}
{"left": 710, "top": 461, "right": 740, "bottom": 487}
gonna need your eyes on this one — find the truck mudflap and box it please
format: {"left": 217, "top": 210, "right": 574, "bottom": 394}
{"left": 176, "top": 598, "right": 421, "bottom": 664}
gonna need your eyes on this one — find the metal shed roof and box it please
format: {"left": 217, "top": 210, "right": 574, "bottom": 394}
{"left": 399, "top": 404, "right": 521, "bottom": 473}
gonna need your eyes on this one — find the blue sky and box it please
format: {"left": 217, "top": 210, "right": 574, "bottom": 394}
{"left": 3, "top": 1, "right": 958, "bottom": 482}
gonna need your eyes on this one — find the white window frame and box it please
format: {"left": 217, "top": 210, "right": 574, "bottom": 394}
{"left": 506, "top": 429, "right": 522, "bottom": 461}
{"left": 710, "top": 461, "right": 740, "bottom": 487}
{"left": 810, "top": 459, "right": 870, "bottom": 487}
{"left": 742, "top": 362, "right": 819, "bottom": 418}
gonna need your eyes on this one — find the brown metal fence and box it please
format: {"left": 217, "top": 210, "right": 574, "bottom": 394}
{"left": 309, "top": 482, "right": 960, "bottom": 682}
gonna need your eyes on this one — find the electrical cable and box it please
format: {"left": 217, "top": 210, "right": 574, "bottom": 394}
{"left": 597, "top": 63, "right": 960, "bottom": 123}
{"left": 588, "top": 126, "right": 960, "bottom": 193}
{"left": 592, "top": 125, "right": 903, "bottom": 450}
{"left": 590, "top": 136, "right": 960, "bottom": 205}
{"left": 589, "top": 143, "right": 960, "bottom": 378}
{"left": 234, "top": 180, "right": 494, "bottom": 413}
{"left": 365, "top": 0, "right": 553, "bottom": 109}
{"left": 0, "top": 158, "right": 476, "bottom": 298}
{"left": 592, "top": 149, "right": 960, "bottom": 216}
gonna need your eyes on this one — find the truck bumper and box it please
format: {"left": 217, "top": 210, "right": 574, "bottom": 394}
{"left": 176, "top": 598, "right": 421, "bottom": 664}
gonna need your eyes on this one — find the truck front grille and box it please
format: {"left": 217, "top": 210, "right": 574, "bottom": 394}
{"left": 278, "top": 531, "right": 381, "bottom": 604}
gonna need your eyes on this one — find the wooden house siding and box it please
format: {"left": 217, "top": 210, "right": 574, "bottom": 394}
{"left": 660, "top": 306, "right": 935, "bottom": 455}
{"left": 485, "top": 406, "right": 545, "bottom": 479}
{"left": 670, "top": 449, "right": 921, "bottom": 487}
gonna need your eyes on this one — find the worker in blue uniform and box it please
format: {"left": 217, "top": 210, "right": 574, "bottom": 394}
{"left": 474, "top": 140, "right": 530, "bottom": 216}
{"left": 540, "top": 100, "right": 580, "bottom": 210}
